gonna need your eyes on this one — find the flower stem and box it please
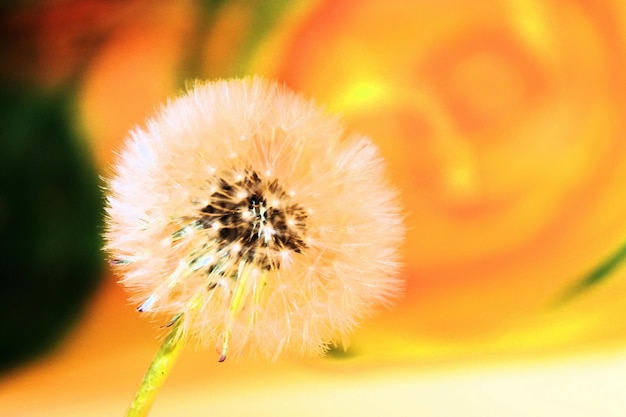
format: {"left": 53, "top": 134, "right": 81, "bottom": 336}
{"left": 126, "top": 316, "right": 185, "bottom": 417}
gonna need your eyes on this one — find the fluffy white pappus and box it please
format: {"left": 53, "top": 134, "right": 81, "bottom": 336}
{"left": 104, "top": 76, "right": 404, "bottom": 362}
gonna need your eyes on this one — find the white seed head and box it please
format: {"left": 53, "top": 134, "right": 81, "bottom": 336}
{"left": 104, "top": 77, "right": 404, "bottom": 361}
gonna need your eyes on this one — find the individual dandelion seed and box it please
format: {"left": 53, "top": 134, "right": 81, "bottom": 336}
{"left": 104, "top": 77, "right": 404, "bottom": 416}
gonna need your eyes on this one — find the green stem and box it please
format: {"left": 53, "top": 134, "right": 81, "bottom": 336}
{"left": 126, "top": 317, "right": 185, "bottom": 417}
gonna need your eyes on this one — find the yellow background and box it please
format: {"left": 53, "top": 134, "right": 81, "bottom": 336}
{"left": 2, "top": 0, "right": 626, "bottom": 415}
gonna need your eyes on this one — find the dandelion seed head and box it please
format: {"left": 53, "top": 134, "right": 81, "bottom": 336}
{"left": 104, "top": 77, "right": 404, "bottom": 361}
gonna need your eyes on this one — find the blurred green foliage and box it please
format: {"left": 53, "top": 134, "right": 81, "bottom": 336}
{"left": 555, "top": 240, "right": 626, "bottom": 306}
{"left": 0, "top": 83, "right": 103, "bottom": 373}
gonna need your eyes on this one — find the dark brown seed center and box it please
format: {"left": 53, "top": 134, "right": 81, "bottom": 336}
{"left": 197, "top": 169, "right": 307, "bottom": 270}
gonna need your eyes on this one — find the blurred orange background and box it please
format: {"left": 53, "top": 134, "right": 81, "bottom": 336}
{"left": 2, "top": 0, "right": 626, "bottom": 416}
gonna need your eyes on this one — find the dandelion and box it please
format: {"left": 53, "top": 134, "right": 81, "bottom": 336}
{"left": 104, "top": 77, "right": 404, "bottom": 416}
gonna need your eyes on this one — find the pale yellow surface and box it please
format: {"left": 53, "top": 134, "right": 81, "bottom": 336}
{"left": 1, "top": 279, "right": 625, "bottom": 417}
